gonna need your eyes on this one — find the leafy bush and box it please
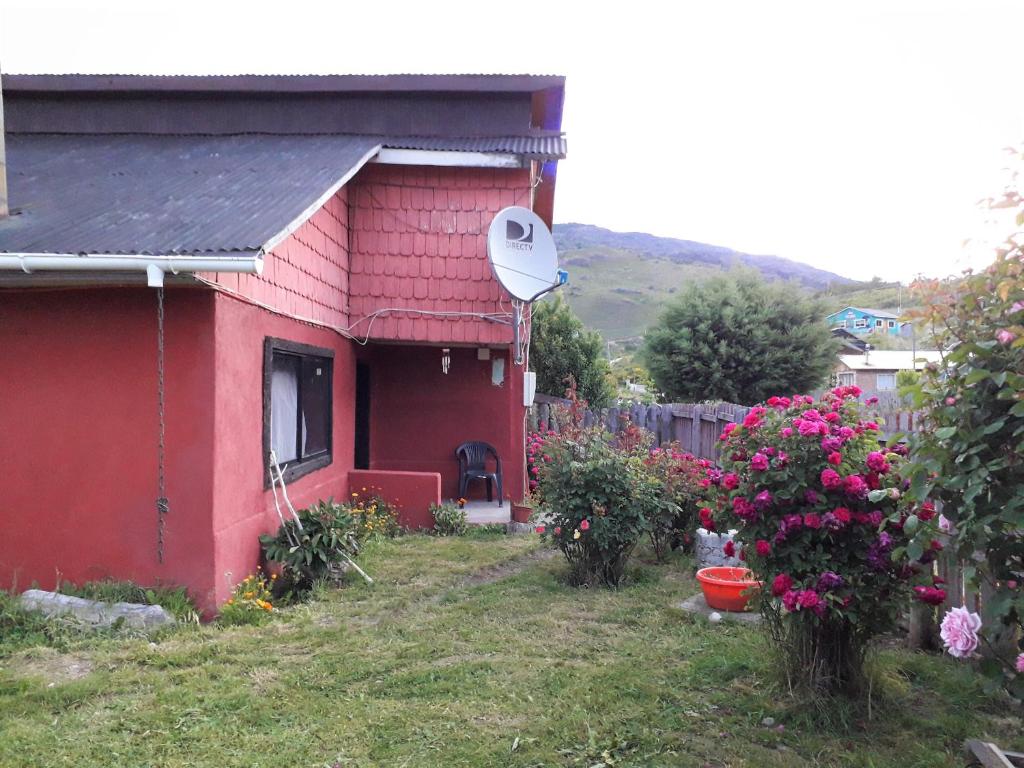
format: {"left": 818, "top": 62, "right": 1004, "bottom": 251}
{"left": 643, "top": 445, "right": 712, "bottom": 560}
{"left": 259, "top": 498, "right": 361, "bottom": 594}
{"left": 902, "top": 200, "right": 1024, "bottom": 698}
{"left": 431, "top": 501, "right": 469, "bottom": 537}
{"left": 707, "top": 389, "right": 929, "bottom": 696}
{"left": 535, "top": 394, "right": 656, "bottom": 586}
{"left": 530, "top": 295, "right": 614, "bottom": 407}
{"left": 347, "top": 488, "right": 401, "bottom": 541}
{"left": 220, "top": 571, "right": 275, "bottom": 626}
{"left": 642, "top": 271, "right": 840, "bottom": 403}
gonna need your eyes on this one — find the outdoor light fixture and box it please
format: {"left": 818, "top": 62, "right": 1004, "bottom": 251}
{"left": 441, "top": 348, "right": 451, "bottom": 375}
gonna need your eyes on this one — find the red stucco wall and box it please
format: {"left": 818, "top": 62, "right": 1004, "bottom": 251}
{"left": 366, "top": 345, "right": 526, "bottom": 503}
{"left": 0, "top": 288, "right": 219, "bottom": 603}
{"left": 207, "top": 292, "right": 356, "bottom": 610}
{"left": 348, "top": 469, "right": 441, "bottom": 529}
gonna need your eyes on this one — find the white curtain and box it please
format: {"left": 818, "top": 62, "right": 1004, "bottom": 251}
{"left": 271, "top": 358, "right": 299, "bottom": 463}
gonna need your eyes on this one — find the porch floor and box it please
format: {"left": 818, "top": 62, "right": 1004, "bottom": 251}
{"left": 458, "top": 499, "right": 510, "bottom": 525}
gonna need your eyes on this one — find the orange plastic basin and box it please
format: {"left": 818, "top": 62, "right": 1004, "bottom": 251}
{"left": 696, "top": 567, "right": 762, "bottom": 612}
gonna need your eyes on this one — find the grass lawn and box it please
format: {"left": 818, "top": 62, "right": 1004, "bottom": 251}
{"left": 1, "top": 533, "right": 1021, "bottom": 767}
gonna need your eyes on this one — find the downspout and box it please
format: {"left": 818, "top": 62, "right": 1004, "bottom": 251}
{"left": 0, "top": 252, "right": 264, "bottom": 285}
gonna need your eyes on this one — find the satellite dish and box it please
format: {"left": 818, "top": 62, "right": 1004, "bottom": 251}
{"left": 486, "top": 207, "right": 563, "bottom": 302}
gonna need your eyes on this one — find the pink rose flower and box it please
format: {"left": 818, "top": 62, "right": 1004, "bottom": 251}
{"left": 866, "top": 451, "right": 890, "bottom": 473}
{"left": 820, "top": 468, "right": 842, "bottom": 490}
{"left": 940, "top": 606, "right": 983, "bottom": 658}
{"left": 750, "top": 453, "right": 769, "bottom": 471}
{"left": 1016, "top": 653, "right": 1024, "bottom": 674}
{"left": 996, "top": 329, "right": 1016, "bottom": 345}
{"left": 827, "top": 451, "right": 842, "bottom": 466}
{"left": 938, "top": 514, "right": 954, "bottom": 533}
{"left": 756, "top": 540, "right": 771, "bottom": 557}
{"left": 535, "top": 525, "right": 545, "bottom": 534}
{"left": 723, "top": 540, "right": 736, "bottom": 558}
{"left": 553, "top": 526, "right": 561, "bottom": 535}
{"left": 723, "top": 473, "right": 739, "bottom": 490}
{"left": 780, "top": 427, "right": 794, "bottom": 438}
{"left": 579, "top": 519, "right": 590, "bottom": 531}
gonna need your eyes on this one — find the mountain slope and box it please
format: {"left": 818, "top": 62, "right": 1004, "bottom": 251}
{"left": 552, "top": 223, "right": 856, "bottom": 343}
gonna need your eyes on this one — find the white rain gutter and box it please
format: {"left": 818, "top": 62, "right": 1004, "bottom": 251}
{"left": 0, "top": 252, "right": 263, "bottom": 287}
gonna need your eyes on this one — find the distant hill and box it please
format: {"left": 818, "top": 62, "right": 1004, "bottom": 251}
{"left": 552, "top": 223, "right": 859, "bottom": 344}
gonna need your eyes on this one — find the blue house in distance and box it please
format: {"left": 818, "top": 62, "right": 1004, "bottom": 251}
{"left": 826, "top": 306, "right": 901, "bottom": 336}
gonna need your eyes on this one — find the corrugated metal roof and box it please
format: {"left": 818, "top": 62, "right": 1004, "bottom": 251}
{"left": 380, "top": 134, "right": 566, "bottom": 159}
{"left": 0, "top": 134, "right": 381, "bottom": 255}
{"left": 2, "top": 73, "right": 566, "bottom": 94}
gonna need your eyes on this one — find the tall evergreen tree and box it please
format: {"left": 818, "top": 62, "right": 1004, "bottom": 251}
{"left": 642, "top": 272, "right": 839, "bottom": 404}
{"left": 530, "top": 295, "right": 614, "bottom": 407}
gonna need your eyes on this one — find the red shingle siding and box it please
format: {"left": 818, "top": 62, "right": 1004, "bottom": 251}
{"left": 349, "top": 164, "right": 532, "bottom": 344}
{"left": 201, "top": 187, "right": 351, "bottom": 329}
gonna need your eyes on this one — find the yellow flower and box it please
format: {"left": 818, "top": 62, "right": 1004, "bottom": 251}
{"left": 573, "top": 530, "right": 581, "bottom": 540}
{"left": 271, "top": 573, "right": 278, "bottom": 580}
{"left": 243, "top": 591, "right": 254, "bottom": 599}
{"left": 226, "top": 599, "right": 234, "bottom": 605}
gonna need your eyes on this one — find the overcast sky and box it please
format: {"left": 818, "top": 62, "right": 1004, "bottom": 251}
{"left": 2, "top": 0, "right": 1021, "bottom": 282}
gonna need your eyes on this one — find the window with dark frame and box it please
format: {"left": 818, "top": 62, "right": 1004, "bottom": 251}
{"left": 263, "top": 338, "right": 333, "bottom": 485}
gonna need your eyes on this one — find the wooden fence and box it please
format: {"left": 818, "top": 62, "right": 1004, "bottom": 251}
{"left": 529, "top": 394, "right": 751, "bottom": 463}
{"left": 530, "top": 393, "right": 922, "bottom": 454}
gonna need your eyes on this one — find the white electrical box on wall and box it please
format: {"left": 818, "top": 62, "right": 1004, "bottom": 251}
{"left": 523, "top": 371, "right": 537, "bottom": 406}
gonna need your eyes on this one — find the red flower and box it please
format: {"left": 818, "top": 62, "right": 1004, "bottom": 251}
{"left": 723, "top": 540, "right": 736, "bottom": 557}
{"left": 535, "top": 525, "right": 545, "bottom": 534}
{"left": 553, "top": 526, "right": 561, "bottom": 536}
{"left": 820, "top": 468, "right": 842, "bottom": 490}
{"left": 832, "top": 507, "right": 852, "bottom": 524}
{"left": 771, "top": 573, "right": 793, "bottom": 597}
{"left": 579, "top": 519, "right": 591, "bottom": 531}
{"left": 723, "top": 473, "right": 739, "bottom": 490}
{"left": 827, "top": 451, "right": 842, "bottom": 466}
{"left": 913, "top": 586, "right": 947, "bottom": 606}
{"left": 803, "top": 513, "right": 822, "bottom": 530}
{"left": 756, "top": 540, "right": 771, "bottom": 557}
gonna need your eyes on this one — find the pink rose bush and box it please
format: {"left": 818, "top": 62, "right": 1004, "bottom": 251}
{"left": 533, "top": 388, "right": 659, "bottom": 587}
{"left": 702, "top": 387, "right": 931, "bottom": 695}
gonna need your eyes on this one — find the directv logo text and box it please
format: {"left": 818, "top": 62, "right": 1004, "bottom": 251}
{"left": 505, "top": 220, "right": 534, "bottom": 251}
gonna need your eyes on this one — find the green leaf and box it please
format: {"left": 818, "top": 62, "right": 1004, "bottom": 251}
{"left": 934, "top": 426, "right": 957, "bottom": 439}
{"left": 907, "top": 539, "right": 924, "bottom": 562}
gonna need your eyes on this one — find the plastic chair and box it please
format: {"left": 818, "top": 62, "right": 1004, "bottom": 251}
{"left": 455, "top": 441, "right": 503, "bottom": 506}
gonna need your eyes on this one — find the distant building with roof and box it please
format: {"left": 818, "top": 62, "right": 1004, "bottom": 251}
{"left": 835, "top": 350, "right": 943, "bottom": 394}
{"left": 826, "top": 306, "right": 901, "bottom": 336}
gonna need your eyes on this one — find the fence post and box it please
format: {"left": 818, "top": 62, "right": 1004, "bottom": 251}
{"left": 690, "top": 405, "right": 703, "bottom": 456}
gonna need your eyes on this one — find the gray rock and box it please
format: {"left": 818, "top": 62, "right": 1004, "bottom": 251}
{"left": 677, "top": 592, "right": 762, "bottom": 625}
{"left": 19, "top": 589, "right": 175, "bottom": 630}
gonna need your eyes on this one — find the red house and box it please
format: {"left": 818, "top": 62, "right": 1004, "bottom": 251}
{"left": 0, "top": 74, "right": 566, "bottom": 612}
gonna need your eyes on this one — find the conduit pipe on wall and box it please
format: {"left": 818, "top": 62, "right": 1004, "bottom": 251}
{"left": 0, "top": 252, "right": 264, "bottom": 287}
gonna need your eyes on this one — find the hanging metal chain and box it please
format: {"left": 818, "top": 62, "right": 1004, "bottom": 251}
{"left": 155, "top": 287, "right": 169, "bottom": 563}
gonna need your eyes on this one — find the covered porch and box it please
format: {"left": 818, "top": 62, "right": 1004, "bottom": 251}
{"left": 352, "top": 343, "right": 526, "bottom": 528}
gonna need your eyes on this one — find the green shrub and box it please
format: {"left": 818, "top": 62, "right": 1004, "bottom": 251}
{"left": 431, "top": 502, "right": 469, "bottom": 537}
{"left": 535, "top": 399, "right": 655, "bottom": 586}
{"left": 642, "top": 445, "right": 711, "bottom": 560}
{"left": 903, "top": 228, "right": 1024, "bottom": 700}
{"left": 259, "top": 498, "right": 361, "bottom": 594}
